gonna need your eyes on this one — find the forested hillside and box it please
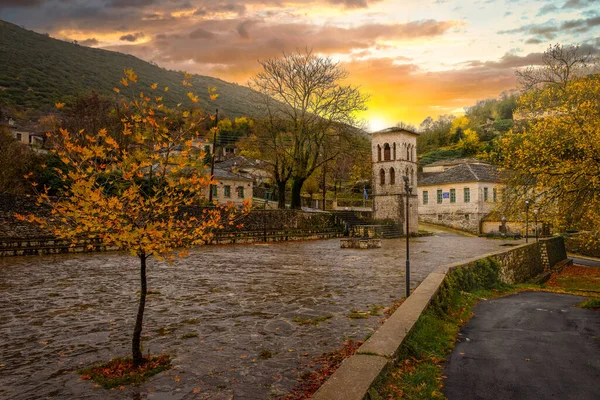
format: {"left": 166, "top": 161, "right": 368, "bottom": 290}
{"left": 0, "top": 20, "right": 261, "bottom": 118}
{"left": 416, "top": 93, "right": 518, "bottom": 166}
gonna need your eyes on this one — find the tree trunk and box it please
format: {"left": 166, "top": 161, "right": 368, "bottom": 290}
{"left": 277, "top": 180, "right": 287, "bottom": 209}
{"left": 132, "top": 253, "right": 147, "bottom": 367}
{"left": 290, "top": 177, "right": 305, "bottom": 209}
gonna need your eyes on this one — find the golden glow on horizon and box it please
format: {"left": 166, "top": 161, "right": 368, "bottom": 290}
{"left": 29, "top": 0, "right": 596, "bottom": 128}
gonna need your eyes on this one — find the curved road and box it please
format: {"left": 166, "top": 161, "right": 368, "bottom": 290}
{"left": 443, "top": 291, "right": 600, "bottom": 400}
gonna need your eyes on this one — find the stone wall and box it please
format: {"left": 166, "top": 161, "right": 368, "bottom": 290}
{"left": 0, "top": 193, "right": 344, "bottom": 256}
{"left": 373, "top": 194, "right": 418, "bottom": 234}
{"left": 419, "top": 211, "right": 485, "bottom": 234}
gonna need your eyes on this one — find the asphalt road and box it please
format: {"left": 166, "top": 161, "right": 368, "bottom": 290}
{"left": 443, "top": 291, "right": 600, "bottom": 400}
{"left": 571, "top": 256, "right": 600, "bottom": 268}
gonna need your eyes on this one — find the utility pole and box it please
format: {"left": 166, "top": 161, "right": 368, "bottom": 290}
{"left": 403, "top": 175, "right": 411, "bottom": 298}
{"left": 525, "top": 200, "right": 530, "bottom": 243}
{"left": 208, "top": 109, "right": 218, "bottom": 203}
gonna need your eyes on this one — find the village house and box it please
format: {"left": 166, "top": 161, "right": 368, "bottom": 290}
{"left": 417, "top": 159, "right": 501, "bottom": 234}
{"left": 208, "top": 167, "right": 253, "bottom": 207}
{"left": 215, "top": 155, "right": 271, "bottom": 188}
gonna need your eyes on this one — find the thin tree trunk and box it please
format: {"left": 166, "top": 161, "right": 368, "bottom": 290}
{"left": 290, "top": 178, "right": 305, "bottom": 209}
{"left": 277, "top": 180, "right": 287, "bottom": 209}
{"left": 132, "top": 252, "right": 147, "bottom": 367}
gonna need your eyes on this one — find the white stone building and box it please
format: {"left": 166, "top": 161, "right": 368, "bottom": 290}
{"left": 371, "top": 127, "right": 419, "bottom": 234}
{"left": 208, "top": 167, "right": 253, "bottom": 207}
{"left": 417, "top": 160, "right": 501, "bottom": 234}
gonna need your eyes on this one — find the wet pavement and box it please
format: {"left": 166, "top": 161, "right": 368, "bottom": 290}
{"left": 0, "top": 229, "right": 521, "bottom": 399}
{"left": 443, "top": 292, "right": 600, "bottom": 400}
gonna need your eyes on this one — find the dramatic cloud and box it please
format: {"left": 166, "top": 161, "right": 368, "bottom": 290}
{"left": 0, "top": 0, "right": 45, "bottom": 6}
{"left": 1, "top": 0, "right": 599, "bottom": 125}
{"left": 107, "top": 0, "right": 159, "bottom": 8}
{"left": 119, "top": 32, "right": 145, "bottom": 42}
{"left": 188, "top": 27, "right": 215, "bottom": 39}
{"left": 499, "top": 15, "right": 600, "bottom": 39}
{"left": 79, "top": 37, "right": 99, "bottom": 46}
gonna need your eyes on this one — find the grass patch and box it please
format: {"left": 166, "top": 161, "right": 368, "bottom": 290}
{"left": 259, "top": 350, "right": 274, "bottom": 359}
{"left": 136, "top": 290, "right": 161, "bottom": 295}
{"left": 346, "top": 310, "right": 369, "bottom": 319}
{"left": 579, "top": 298, "right": 600, "bottom": 310}
{"left": 369, "top": 305, "right": 384, "bottom": 316}
{"left": 79, "top": 354, "right": 171, "bottom": 389}
{"left": 181, "top": 332, "right": 199, "bottom": 339}
{"left": 293, "top": 315, "right": 333, "bottom": 326}
{"left": 156, "top": 326, "right": 175, "bottom": 336}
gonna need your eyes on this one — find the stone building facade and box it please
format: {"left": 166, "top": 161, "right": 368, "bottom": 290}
{"left": 371, "top": 127, "right": 419, "bottom": 234}
{"left": 417, "top": 160, "right": 501, "bottom": 234}
{"left": 208, "top": 167, "right": 253, "bottom": 206}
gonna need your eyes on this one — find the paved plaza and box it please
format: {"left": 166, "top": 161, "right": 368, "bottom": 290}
{"left": 0, "top": 229, "right": 521, "bottom": 399}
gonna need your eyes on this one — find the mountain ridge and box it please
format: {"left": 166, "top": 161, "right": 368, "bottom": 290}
{"left": 0, "top": 20, "right": 262, "bottom": 118}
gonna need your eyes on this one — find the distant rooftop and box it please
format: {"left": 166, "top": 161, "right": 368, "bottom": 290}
{"left": 212, "top": 167, "right": 253, "bottom": 182}
{"left": 425, "top": 158, "right": 484, "bottom": 168}
{"left": 371, "top": 127, "right": 419, "bottom": 136}
{"left": 419, "top": 163, "right": 500, "bottom": 186}
{"left": 216, "top": 155, "right": 268, "bottom": 170}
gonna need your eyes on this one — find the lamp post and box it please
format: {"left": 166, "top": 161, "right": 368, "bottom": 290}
{"left": 263, "top": 190, "right": 271, "bottom": 242}
{"left": 403, "top": 175, "right": 411, "bottom": 298}
{"left": 534, "top": 208, "right": 539, "bottom": 242}
{"left": 525, "top": 200, "right": 531, "bottom": 243}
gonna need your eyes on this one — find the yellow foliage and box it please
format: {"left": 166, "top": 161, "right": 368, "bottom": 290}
{"left": 20, "top": 69, "right": 250, "bottom": 262}
{"left": 498, "top": 73, "right": 600, "bottom": 247}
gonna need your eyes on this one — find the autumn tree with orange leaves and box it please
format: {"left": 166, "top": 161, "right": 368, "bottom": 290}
{"left": 18, "top": 69, "right": 250, "bottom": 367}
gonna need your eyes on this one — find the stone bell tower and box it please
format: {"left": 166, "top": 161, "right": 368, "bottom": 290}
{"left": 371, "top": 127, "right": 419, "bottom": 234}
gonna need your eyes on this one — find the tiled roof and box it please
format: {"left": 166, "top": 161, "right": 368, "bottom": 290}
{"left": 212, "top": 167, "right": 253, "bottom": 182}
{"left": 425, "top": 158, "right": 482, "bottom": 167}
{"left": 419, "top": 163, "right": 500, "bottom": 186}
{"left": 216, "top": 155, "right": 269, "bottom": 169}
{"left": 371, "top": 127, "right": 419, "bottom": 135}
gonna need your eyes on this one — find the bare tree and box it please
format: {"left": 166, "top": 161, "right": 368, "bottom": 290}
{"left": 516, "top": 44, "right": 597, "bottom": 91}
{"left": 250, "top": 50, "right": 368, "bottom": 209}
{"left": 395, "top": 121, "right": 418, "bottom": 132}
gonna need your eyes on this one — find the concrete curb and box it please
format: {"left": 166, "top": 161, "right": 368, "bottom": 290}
{"left": 312, "top": 237, "right": 567, "bottom": 400}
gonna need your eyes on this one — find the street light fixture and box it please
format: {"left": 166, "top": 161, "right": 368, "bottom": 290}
{"left": 525, "top": 200, "right": 531, "bottom": 243}
{"left": 403, "top": 175, "right": 411, "bottom": 298}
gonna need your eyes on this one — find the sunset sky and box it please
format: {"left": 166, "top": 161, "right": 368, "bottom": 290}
{"left": 1, "top": 0, "right": 599, "bottom": 130}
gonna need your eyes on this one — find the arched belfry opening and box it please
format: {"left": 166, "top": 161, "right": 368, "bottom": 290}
{"left": 390, "top": 167, "right": 396, "bottom": 185}
{"left": 379, "top": 168, "right": 386, "bottom": 185}
{"left": 377, "top": 145, "right": 382, "bottom": 162}
{"left": 383, "top": 143, "right": 391, "bottom": 161}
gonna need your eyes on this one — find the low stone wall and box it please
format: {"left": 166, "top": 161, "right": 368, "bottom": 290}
{"left": 0, "top": 229, "right": 344, "bottom": 257}
{"left": 564, "top": 234, "right": 600, "bottom": 258}
{"left": 0, "top": 193, "right": 344, "bottom": 256}
{"left": 419, "top": 212, "right": 487, "bottom": 234}
{"left": 312, "top": 236, "right": 568, "bottom": 400}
